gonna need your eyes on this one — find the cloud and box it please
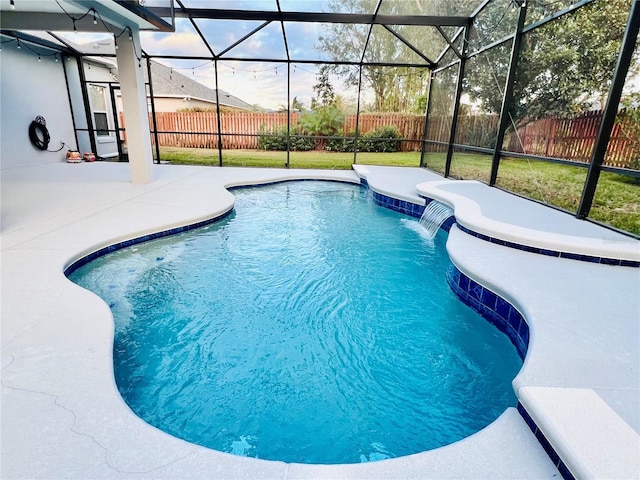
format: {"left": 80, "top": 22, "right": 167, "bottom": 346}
{"left": 141, "top": 31, "right": 210, "bottom": 57}
{"left": 141, "top": 13, "right": 358, "bottom": 110}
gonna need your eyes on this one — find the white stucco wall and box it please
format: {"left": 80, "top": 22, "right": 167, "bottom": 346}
{"left": 0, "top": 41, "right": 78, "bottom": 168}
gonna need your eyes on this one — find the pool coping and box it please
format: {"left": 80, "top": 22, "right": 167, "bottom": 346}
{"left": 2, "top": 162, "right": 638, "bottom": 479}
{"left": 356, "top": 165, "right": 640, "bottom": 480}
{"left": 414, "top": 179, "right": 640, "bottom": 264}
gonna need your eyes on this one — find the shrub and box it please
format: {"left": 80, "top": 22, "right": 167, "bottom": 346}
{"left": 359, "top": 125, "right": 401, "bottom": 152}
{"left": 257, "top": 124, "right": 315, "bottom": 151}
{"left": 289, "top": 134, "right": 315, "bottom": 151}
{"left": 258, "top": 124, "right": 287, "bottom": 150}
{"left": 297, "top": 106, "right": 345, "bottom": 137}
{"left": 326, "top": 130, "right": 356, "bottom": 152}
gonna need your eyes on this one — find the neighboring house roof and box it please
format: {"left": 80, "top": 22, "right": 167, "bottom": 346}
{"left": 147, "top": 60, "right": 252, "bottom": 110}
{"left": 62, "top": 36, "right": 252, "bottom": 110}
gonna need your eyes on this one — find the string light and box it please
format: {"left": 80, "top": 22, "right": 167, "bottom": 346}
{"left": 53, "top": 0, "right": 144, "bottom": 66}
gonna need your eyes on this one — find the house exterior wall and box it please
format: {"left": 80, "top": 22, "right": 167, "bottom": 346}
{"left": 0, "top": 42, "right": 78, "bottom": 168}
{"left": 152, "top": 96, "right": 217, "bottom": 112}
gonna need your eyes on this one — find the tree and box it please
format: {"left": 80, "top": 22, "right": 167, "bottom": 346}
{"left": 291, "top": 96, "right": 305, "bottom": 112}
{"left": 279, "top": 96, "right": 305, "bottom": 113}
{"left": 315, "top": 0, "right": 452, "bottom": 112}
{"left": 311, "top": 66, "right": 336, "bottom": 109}
{"left": 464, "top": 0, "right": 636, "bottom": 126}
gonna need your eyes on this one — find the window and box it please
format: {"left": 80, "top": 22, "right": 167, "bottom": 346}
{"left": 89, "top": 84, "right": 110, "bottom": 136}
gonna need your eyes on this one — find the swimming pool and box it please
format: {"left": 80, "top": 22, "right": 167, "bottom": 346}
{"left": 68, "top": 181, "right": 522, "bottom": 465}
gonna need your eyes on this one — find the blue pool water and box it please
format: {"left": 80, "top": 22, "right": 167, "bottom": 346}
{"left": 68, "top": 181, "right": 522, "bottom": 465}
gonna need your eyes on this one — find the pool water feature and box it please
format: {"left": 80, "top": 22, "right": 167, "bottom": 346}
{"left": 68, "top": 181, "right": 523, "bottom": 465}
{"left": 418, "top": 200, "right": 454, "bottom": 239}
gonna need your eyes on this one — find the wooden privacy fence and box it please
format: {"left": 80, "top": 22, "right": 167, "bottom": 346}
{"left": 426, "top": 110, "right": 638, "bottom": 169}
{"left": 148, "top": 112, "right": 425, "bottom": 151}
{"left": 503, "top": 111, "right": 638, "bottom": 169}
{"left": 123, "top": 110, "right": 639, "bottom": 168}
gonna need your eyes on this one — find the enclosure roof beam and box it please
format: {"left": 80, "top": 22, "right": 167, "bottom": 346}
{"left": 175, "top": 0, "right": 216, "bottom": 57}
{"left": 360, "top": 0, "right": 383, "bottom": 64}
{"left": 152, "top": 8, "right": 469, "bottom": 27}
{"left": 381, "top": 25, "right": 436, "bottom": 68}
{"left": 469, "top": 0, "right": 493, "bottom": 21}
{"left": 217, "top": 21, "right": 271, "bottom": 58}
{"left": 275, "top": 0, "right": 291, "bottom": 62}
{"left": 435, "top": 25, "right": 464, "bottom": 59}
{"left": 0, "top": 30, "right": 75, "bottom": 55}
{"left": 146, "top": 54, "right": 431, "bottom": 68}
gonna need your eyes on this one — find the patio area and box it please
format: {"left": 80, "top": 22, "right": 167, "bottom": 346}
{"left": 1, "top": 161, "right": 638, "bottom": 478}
{"left": 2, "top": 0, "right": 640, "bottom": 475}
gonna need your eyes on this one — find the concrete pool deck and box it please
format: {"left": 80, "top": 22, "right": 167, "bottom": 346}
{"left": 1, "top": 162, "right": 638, "bottom": 478}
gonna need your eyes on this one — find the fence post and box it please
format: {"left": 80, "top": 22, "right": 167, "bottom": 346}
{"left": 489, "top": 0, "right": 528, "bottom": 186}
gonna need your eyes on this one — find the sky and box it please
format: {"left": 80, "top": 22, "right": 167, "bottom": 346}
{"left": 135, "top": 0, "right": 437, "bottom": 111}
{"left": 138, "top": 15, "right": 359, "bottom": 111}
{"left": 37, "top": 0, "right": 434, "bottom": 111}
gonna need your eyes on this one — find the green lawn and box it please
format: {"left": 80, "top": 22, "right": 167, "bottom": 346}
{"left": 159, "top": 147, "right": 639, "bottom": 236}
{"left": 159, "top": 147, "right": 421, "bottom": 169}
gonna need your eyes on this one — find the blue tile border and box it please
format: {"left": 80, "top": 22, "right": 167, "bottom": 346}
{"left": 361, "top": 179, "right": 455, "bottom": 233}
{"left": 456, "top": 222, "right": 639, "bottom": 268}
{"left": 517, "top": 403, "right": 576, "bottom": 480}
{"left": 446, "top": 264, "right": 529, "bottom": 360}
{"left": 65, "top": 179, "right": 360, "bottom": 277}
{"left": 66, "top": 176, "right": 573, "bottom": 476}
{"left": 228, "top": 178, "right": 355, "bottom": 192}
{"left": 64, "top": 209, "right": 234, "bottom": 277}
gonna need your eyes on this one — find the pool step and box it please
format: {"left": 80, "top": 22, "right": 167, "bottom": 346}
{"left": 518, "top": 386, "right": 640, "bottom": 479}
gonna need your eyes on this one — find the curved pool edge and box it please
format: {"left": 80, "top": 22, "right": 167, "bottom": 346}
{"left": 63, "top": 177, "right": 534, "bottom": 472}
{"left": 355, "top": 165, "right": 639, "bottom": 479}
{"left": 415, "top": 179, "right": 640, "bottom": 264}
{"left": 7, "top": 163, "right": 612, "bottom": 478}
{"left": 63, "top": 173, "right": 362, "bottom": 276}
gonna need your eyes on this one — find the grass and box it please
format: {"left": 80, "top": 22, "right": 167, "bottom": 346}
{"left": 160, "top": 147, "right": 421, "bottom": 169}
{"left": 159, "top": 146, "right": 639, "bottom": 236}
